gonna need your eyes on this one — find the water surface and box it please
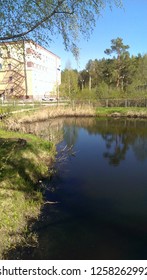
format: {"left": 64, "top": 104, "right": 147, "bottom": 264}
{"left": 17, "top": 118, "right": 147, "bottom": 259}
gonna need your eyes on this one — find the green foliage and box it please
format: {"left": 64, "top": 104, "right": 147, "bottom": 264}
{"left": 104, "top": 37, "right": 129, "bottom": 57}
{"left": 76, "top": 87, "right": 96, "bottom": 100}
{"left": 75, "top": 38, "right": 147, "bottom": 99}
{"left": 0, "top": 0, "right": 122, "bottom": 55}
{"left": 54, "top": 36, "right": 147, "bottom": 100}
{"left": 60, "top": 69, "right": 79, "bottom": 98}
{"left": 0, "top": 106, "right": 11, "bottom": 116}
{"left": 95, "top": 81, "right": 109, "bottom": 98}
{"left": 104, "top": 37, "right": 131, "bottom": 90}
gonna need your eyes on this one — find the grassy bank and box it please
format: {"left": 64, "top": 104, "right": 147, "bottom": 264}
{"left": 4, "top": 105, "right": 95, "bottom": 131}
{"left": 96, "top": 107, "right": 147, "bottom": 118}
{"left": 4, "top": 105, "right": 147, "bottom": 129}
{"left": 0, "top": 128, "right": 55, "bottom": 259}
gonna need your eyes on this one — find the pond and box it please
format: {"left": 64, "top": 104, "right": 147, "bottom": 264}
{"left": 17, "top": 118, "right": 147, "bottom": 259}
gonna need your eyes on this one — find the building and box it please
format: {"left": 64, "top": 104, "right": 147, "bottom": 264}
{"left": 0, "top": 40, "right": 61, "bottom": 100}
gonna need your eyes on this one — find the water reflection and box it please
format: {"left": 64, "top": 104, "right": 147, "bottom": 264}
{"left": 133, "top": 137, "right": 147, "bottom": 161}
{"left": 21, "top": 118, "right": 65, "bottom": 143}
{"left": 14, "top": 118, "right": 147, "bottom": 260}
{"left": 102, "top": 134, "right": 128, "bottom": 166}
{"left": 64, "top": 125, "right": 78, "bottom": 147}
{"left": 62, "top": 118, "right": 147, "bottom": 165}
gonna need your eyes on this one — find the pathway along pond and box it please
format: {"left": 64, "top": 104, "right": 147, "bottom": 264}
{"left": 11, "top": 118, "right": 147, "bottom": 259}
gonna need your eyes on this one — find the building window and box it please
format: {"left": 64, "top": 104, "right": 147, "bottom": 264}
{"left": 27, "top": 61, "right": 34, "bottom": 67}
{"left": 8, "top": 63, "right": 11, "bottom": 70}
{"left": 9, "top": 76, "right": 13, "bottom": 82}
{"left": 10, "top": 87, "right": 14, "bottom": 94}
{"left": 26, "top": 48, "right": 32, "bottom": 54}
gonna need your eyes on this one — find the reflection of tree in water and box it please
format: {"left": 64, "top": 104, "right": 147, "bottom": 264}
{"left": 22, "top": 117, "right": 147, "bottom": 165}
{"left": 19, "top": 119, "right": 64, "bottom": 143}
{"left": 63, "top": 119, "right": 147, "bottom": 166}
{"left": 132, "top": 137, "right": 147, "bottom": 162}
{"left": 102, "top": 133, "right": 129, "bottom": 166}
{"left": 64, "top": 125, "right": 78, "bottom": 147}
{"left": 55, "top": 125, "right": 78, "bottom": 174}
{"left": 95, "top": 120, "right": 147, "bottom": 166}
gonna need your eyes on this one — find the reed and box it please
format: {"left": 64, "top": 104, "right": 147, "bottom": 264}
{"left": 4, "top": 106, "right": 147, "bottom": 133}
{"left": 5, "top": 105, "right": 95, "bottom": 130}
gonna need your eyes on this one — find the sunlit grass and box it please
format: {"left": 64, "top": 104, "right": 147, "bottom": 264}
{"left": 96, "top": 107, "right": 147, "bottom": 117}
{"left": 0, "top": 128, "right": 55, "bottom": 259}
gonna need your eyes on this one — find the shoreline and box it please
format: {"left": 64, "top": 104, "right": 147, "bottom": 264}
{"left": 1, "top": 106, "right": 147, "bottom": 258}
{"left": 0, "top": 129, "right": 55, "bottom": 259}
{"left": 5, "top": 106, "right": 147, "bottom": 125}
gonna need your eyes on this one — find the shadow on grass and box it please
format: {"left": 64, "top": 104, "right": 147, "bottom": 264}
{"left": 0, "top": 136, "right": 54, "bottom": 259}
{"left": 0, "top": 137, "right": 50, "bottom": 191}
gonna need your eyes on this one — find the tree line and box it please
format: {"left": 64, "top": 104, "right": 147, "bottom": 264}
{"left": 60, "top": 38, "right": 147, "bottom": 100}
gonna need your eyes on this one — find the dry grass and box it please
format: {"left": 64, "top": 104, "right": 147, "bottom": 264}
{"left": 4, "top": 106, "right": 147, "bottom": 132}
{"left": 125, "top": 109, "right": 147, "bottom": 118}
{"left": 7, "top": 105, "right": 95, "bottom": 125}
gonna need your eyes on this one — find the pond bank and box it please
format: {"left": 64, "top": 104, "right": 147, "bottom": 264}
{"left": 96, "top": 107, "right": 147, "bottom": 118}
{"left": 4, "top": 106, "right": 147, "bottom": 130}
{"left": 0, "top": 128, "right": 55, "bottom": 259}
{"left": 5, "top": 117, "right": 147, "bottom": 260}
{"left": 1, "top": 105, "right": 147, "bottom": 259}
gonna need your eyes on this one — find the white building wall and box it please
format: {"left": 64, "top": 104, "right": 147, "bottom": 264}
{"left": 25, "top": 41, "right": 61, "bottom": 100}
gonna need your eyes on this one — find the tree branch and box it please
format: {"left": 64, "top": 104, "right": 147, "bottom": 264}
{"left": 0, "top": 0, "right": 74, "bottom": 41}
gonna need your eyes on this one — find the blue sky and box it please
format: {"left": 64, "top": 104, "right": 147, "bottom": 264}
{"left": 49, "top": 0, "right": 147, "bottom": 70}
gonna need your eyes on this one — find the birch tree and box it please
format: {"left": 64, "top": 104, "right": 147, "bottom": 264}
{"left": 0, "top": 0, "right": 122, "bottom": 56}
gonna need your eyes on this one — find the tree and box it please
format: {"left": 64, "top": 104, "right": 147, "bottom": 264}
{"left": 78, "top": 70, "right": 89, "bottom": 90}
{"left": 0, "top": 0, "right": 122, "bottom": 56}
{"left": 60, "top": 68, "right": 78, "bottom": 98}
{"left": 104, "top": 37, "right": 130, "bottom": 89}
{"left": 135, "top": 54, "right": 147, "bottom": 86}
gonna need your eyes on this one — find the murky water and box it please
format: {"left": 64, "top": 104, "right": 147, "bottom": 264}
{"left": 15, "top": 118, "right": 147, "bottom": 259}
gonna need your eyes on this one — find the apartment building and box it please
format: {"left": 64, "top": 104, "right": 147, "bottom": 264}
{"left": 0, "top": 40, "right": 61, "bottom": 100}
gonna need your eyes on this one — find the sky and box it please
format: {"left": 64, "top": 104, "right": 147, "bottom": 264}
{"left": 49, "top": 0, "right": 147, "bottom": 70}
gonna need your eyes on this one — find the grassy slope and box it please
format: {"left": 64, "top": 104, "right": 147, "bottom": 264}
{"left": 0, "top": 129, "right": 55, "bottom": 259}
{"left": 96, "top": 107, "right": 147, "bottom": 117}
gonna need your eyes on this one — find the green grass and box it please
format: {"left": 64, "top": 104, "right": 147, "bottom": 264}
{"left": 0, "top": 103, "right": 44, "bottom": 116}
{"left": 0, "top": 128, "right": 55, "bottom": 259}
{"left": 96, "top": 107, "right": 147, "bottom": 117}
